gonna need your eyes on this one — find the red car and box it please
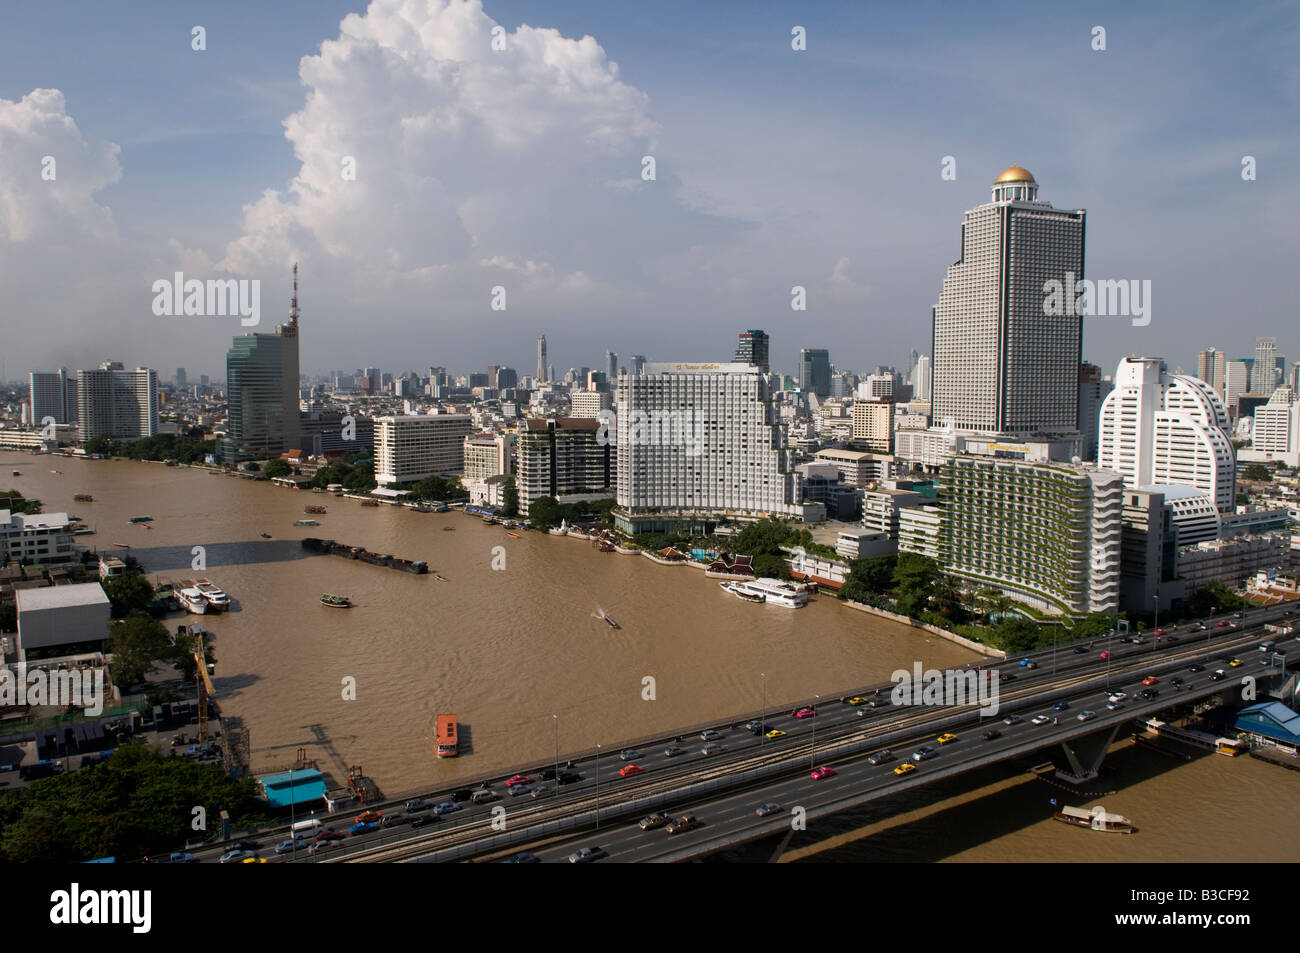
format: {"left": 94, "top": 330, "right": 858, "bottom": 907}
{"left": 314, "top": 830, "right": 345, "bottom": 842}
{"left": 1142, "top": 675, "right": 1159, "bottom": 686}
{"left": 505, "top": 774, "right": 533, "bottom": 788}
{"left": 619, "top": 764, "right": 644, "bottom": 778}
{"left": 793, "top": 707, "right": 816, "bottom": 719}
{"left": 810, "top": 766, "right": 835, "bottom": 780}
{"left": 1098, "top": 650, "right": 1110, "bottom": 659}
{"left": 355, "top": 810, "right": 383, "bottom": 824}
{"left": 1217, "top": 621, "right": 1229, "bottom": 628}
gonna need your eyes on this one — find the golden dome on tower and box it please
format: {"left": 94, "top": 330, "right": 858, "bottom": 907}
{"left": 994, "top": 164, "right": 1035, "bottom": 183}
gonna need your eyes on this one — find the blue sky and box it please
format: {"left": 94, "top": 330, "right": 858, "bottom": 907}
{"left": 1, "top": 0, "right": 1296, "bottom": 382}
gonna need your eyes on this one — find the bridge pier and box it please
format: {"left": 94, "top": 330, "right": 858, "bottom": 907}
{"left": 1053, "top": 724, "right": 1122, "bottom": 784}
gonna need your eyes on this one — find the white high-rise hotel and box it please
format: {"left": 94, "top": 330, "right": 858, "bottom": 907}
{"left": 1097, "top": 357, "right": 1236, "bottom": 512}
{"left": 931, "top": 165, "right": 1085, "bottom": 435}
{"left": 614, "top": 362, "right": 804, "bottom": 534}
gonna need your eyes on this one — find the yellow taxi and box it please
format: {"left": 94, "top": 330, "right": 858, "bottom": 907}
{"left": 937, "top": 733, "right": 958, "bottom": 744}
{"left": 893, "top": 762, "right": 917, "bottom": 776}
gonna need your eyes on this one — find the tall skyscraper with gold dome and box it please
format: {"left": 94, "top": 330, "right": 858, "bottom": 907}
{"left": 930, "top": 165, "right": 1085, "bottom": 435}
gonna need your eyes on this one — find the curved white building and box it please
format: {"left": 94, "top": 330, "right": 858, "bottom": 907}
{"left": 1098, "top": 357, "right": 1236, "bottom": 512}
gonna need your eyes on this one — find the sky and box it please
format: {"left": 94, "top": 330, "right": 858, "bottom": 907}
{"left": 1, "top": 0, "right": 1297, "bottom": 383}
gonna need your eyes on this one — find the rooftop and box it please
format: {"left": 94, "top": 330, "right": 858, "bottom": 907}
{"left": 15, "top": 582, "right": 109, "bottom": 612}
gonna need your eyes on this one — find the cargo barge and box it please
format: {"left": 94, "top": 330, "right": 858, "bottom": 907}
{"left": 301, "top": 537, "right": 428, "bottom": 574}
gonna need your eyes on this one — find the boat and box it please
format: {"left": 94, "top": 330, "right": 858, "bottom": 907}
{"left": 593, "top": 608, "right": 620, "bottom": 629}
{"left": 74, "top": 494, "right": 94, "bottom": 502}
{"left": 1052, "top": 805, "right": 1135, "bottom": 833}
{"left": 176, "top": 586, "right": 209, "bottom": 615}
{"left": 320, "top": 593, "right": 352, "bottom": 608}
{"left": 304, "top": 505, "right": 327, "bottom": 514}
{"left": 720, "top": 581, "right": 765, "bottom": 603}
{"left": 293, "top": 519, "right": 319, "bottom": 526}
{"left": 432, "top": 572, "right": 448, "bottom": 581}
{"left": 10, "top": 470, "right": 19, "bottom": 477}
{"left": 441, "top": 526, "right": 456, "bottom": 531}
{"left": 507, "top": 532, "right": 521, "bottom": 539}
{"left": 128, "top": 515, "right": 153, "bottom": 523}
{"left": 359, "top": 499, "right": 380, "bottom": 507}
{"left": 73, "top": 528, "right": 96, "bottom": 536}
{"left": 194, "top": 579, "right": 230, "bottom": 612}
{"left": 435, "top": 714, "right": 458, "bottom": 757}
{"left": 720, "top": 578, "right": 807, "bottom": 608}
{"left": 259, "top": 532, "right": 271, "bottom": 539}
{"left": 112, "top": 542, "right": 131, "bottom": 549}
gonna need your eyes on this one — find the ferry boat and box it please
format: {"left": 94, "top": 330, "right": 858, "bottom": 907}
{"left": 176, "top": 586, "right": 209, "bottom": 614}
{"left": 320, "top": 593, "right": 352, "bottom": 609}
{"left": 1052, "top": 805, "right": 1134, "bottom": 833}
{"left": 720, "top": 581, "right": 765, "bottom": 603}
{"left": 194, "top": 579, "right": 230, "bottom": 612}
{"left": 435, "top": 714, "right": 458, "bottom": 757}
{"left": 74, "top": 494, "right": 94, "bottom": 502}
{"left": 293, "top": 519, "right": 319, "bottom": 526}
{"left": 128, "top": 515, "right": 154, "bottom": 523}
{"left": 10, "top": 470, "right": 19, "bottom": 477}
{"left": 721, "top": 578, "right": 808, "bottom": 608}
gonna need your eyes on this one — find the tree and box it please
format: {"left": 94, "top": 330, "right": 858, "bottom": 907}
{"left": 893, "top": 553, "right": 938, "bottom": 617}
{"left": 0, "top": 602, "right": 14, "bottom": 633}
{"left": 104, "top": 611, "right": 171, "bottom": 688}
{"left": 501, "top": 477, "right": 518, "bottom": 518}
{"left": 992, "top": 616, "right": 1041, "bottom": 652}
{"left": 101, "top": 573, "right": 154, "bottom": 619}
{"left": 752, "top": 553, "right": 790, "bottom": 580}
{"left": 169, "top": 627, "right": 216, "bottom": 683}
{"left": 262, "top": 458, "right": 291, "bottom": 480}
{"left": 1070, "top": 612, "right": 1118, "bottom": 640}
{"left": 527, "top": 496, "right": 562, "bottom": 530}
{"left": 1243, "top": 463, "right": 1272, "bottom": 482}
{"left": 840, "top": 554, "right": 897, "bottom": 603}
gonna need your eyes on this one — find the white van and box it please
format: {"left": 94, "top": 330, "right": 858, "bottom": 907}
{"left": 291, "top": 819, "right": 323, "bottom": 834}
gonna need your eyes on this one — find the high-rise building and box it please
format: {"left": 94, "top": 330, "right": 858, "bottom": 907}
{"left": 537, "top": 335, "right": 548, "bottom": 383}
{"left": 734, "top": 330, "right": 770, "bottom": 374}
{"left": 1290, "top": 362, "right": 1300, "bottom": 394}
{"left": 913, "top": 355, "right": 931, "bottom": 402}
{"left": 630, "top": 355, "right": 647, "bottom": 377}
{"left": 860, "top": 374, "right": 894, "bottom": 400}
{"left": 931, "top": 166, "right": 1085, "bottom": 434}
{"left": 1077, "top": 361, "right": 1112, "bottom": 462}
{"left": 221, "top": 265, "right": 301, "bottom": 462}
{"left": 614, "top": 362, "right": 805, "bottom": 534}
{"left": 29, "top": 369, "right": 78, "bottom": 425}
{"left": 798, "top": 349, "right": 831, "bottom": 398}
{"left": 852, "top": 399, "right": 893, "bottom": 452}
{"left": 605, "top": 351, "right": 618, "bottom": 384}
{"left": 1247, "top": 386, "right": 1299, "bottom": 467}
{"left": 1196, "top": 348, "right": 1226, "bottom": 397}
{"left": 571, "top": 390, "right": 613, "bottom": 418}
{"left": 77, "top": 364, "right": 158, "bottom": 441}
{"left": 1097, "top": 356, "right": 1236, "bottom": 512}
{"left": 463, "top": 432, "right": 514, "bottom": 482}
{"left": 374, "top": 414, "right": 473, "bottom": 485}
{"left": 517, "top": 417, "right": 613, "bottom": 516}
{"left": 176, "top": 368, "right": 187, "bottom": 391}
{"left": 1252, "top": 338, "right": 1278, "bottom": 396}
{"left": 495, "top": 367, "right": 517, "bottom": 390}
{"left": 1224, "top": 359, "right": 1252, "bottom": 416}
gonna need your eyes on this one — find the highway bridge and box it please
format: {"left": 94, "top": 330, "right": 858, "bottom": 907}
{"left": 185, "top": 603, "right": 1296, "bottom": 864}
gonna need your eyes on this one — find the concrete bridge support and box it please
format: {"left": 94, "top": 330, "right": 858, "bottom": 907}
{"left": 1053, "top": 723, "right": 1122, "bottom": 784}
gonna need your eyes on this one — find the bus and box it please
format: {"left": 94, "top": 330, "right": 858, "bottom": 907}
{"left": 435, "top": 714, "right": 458, "bottom": 758}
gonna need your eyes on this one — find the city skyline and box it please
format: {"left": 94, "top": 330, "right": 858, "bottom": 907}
{"left": 2, "top": 1, "right": 1297, "bottom": 381}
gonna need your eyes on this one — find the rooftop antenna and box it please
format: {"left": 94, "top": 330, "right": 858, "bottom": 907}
{"left": 288, "top": 262, "right": 300, "bottom": 331}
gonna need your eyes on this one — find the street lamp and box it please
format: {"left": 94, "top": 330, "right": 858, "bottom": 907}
{"left": 760, "top": 673, "right": 767, "bottom": 743}
{"left": 810, "top": 694, "right": 820, "bottom": 768}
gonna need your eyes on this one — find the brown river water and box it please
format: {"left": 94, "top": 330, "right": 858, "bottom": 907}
{"left": 6, "top": 454, "right": 1297, "bottom": 861}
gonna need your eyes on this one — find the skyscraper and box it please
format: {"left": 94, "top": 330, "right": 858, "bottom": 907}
{"left": 1076, "top": 361, "right": 1112, "bottom": 462}
{"left": 1196, "top": 348, "right": 1226, "bottom": 397}
{"left": 605, "top": 351, "right": 618, "bottom": 384}
{"left": 1252, "top": 338, "right": 1278, "bottom": 395}
{"left": 29, "top": 369, "right": 78, "bottom": 425}
{"left": 77, "top": 364, "right": 157, "bottom": 440}
{"left": 734, "top": 330, "right": 770, "bottom": 373}
{"left": 630, "top": 355, "right": 647, "bottom": 377}
{"left": 798, "top": 348, "right": 831, "bottom": 397}
{"left": 931, "top": 165, "right": 1085, "bottom": 434}
{"left": 221, "top": 265, "right": 301, "bottom": 463}
{"left": 537, "top": 334, "right": 548, "bottom": 383}
{"left": 914, "top": 355, "right": 931, "bottom": 401}
{"left": 176, "top": 368, "right": 187, "bottom": 391}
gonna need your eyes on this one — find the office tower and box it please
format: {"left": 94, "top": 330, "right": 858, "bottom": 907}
{"left": 1250, "top": 387, "right": 1300, "bottom": 467}
{"left": 914, "top": 355, "right": 932, "bottom": 401}
{"left": 374, "top": 414, "right": 473, "bottom": 485}
{"left": 537, "top": 335, "right": 548, "bottom": 383}
{"left": 931, "top": 166, "right": 1085, "bottom": 434}
{"left": 631, "top": 355, "right": 647, "bottom": 377}
{"left": 933, "top": 456, "right": 1123, "bottom": 615}
{"left": 495, "top": 367, "right": 517, "bottom": 390}
{"left": 571, "top": 390, "right": 612, "bottom": 418}
{"left": 221, "top": 264, "right": 302, "bottom": 462}
{"left": 1196, "top": 348, "right": 1226, "bottom": 397}
{"left": 299, "top": 410, "right": 374, "bottom": 457}
{"left": 586, "top": 370, "right": 609, "bottom": 393}
{"left": 734, "top": 330, "right": 770, "bottom": 374}
{"left": 362, "top": 367, "right": 381, "bottom": 395}
{"left": 605, "top": 351, "right": 618, "bottom": 384}
{"left": 486, "top": 365, "right": 501, "bottom": 389}
{"left": 1224, "top": 359, "right": 1251, "bottom": 415}
{"left": 200, "top": 374, "right": 210, "bottom": 387}
{"left": 907, "top": 349, "right": 920, "bottom": 384}
{"left": 1252, "top": 338, "right": 1278, "bottom": 395}
{"left": 798, "top": 349, "right": 831, "bottom": 398}
{"left": 176, "top": 368, "right": 187, "bottom": 391}
{"left": 1076, "top": 362, "right": 1112, "bottom": 462}
{"left": 1097, "top": 356, "right": 1236, "bottom": 512}
{"left": 517, "top": 418, "right": 614, "bottom": 516}
{"left": 468, "top": 373, "right": 490, "bottom": 389}
{"left": 29, "top": 369, "right": 78, "bottom": 425}
{"left": 614, "top": 363, "right": 803, "bottom": 534}
{"left": 852, "top": 399, "right": 893, "bottom": 452}
{"left": 76, "top": 365, "right": 158, "bottom": 441}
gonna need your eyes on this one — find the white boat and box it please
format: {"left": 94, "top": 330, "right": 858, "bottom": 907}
{"left": 1052, "top": 805, "right": 1134, "bottom": 833}
{"left": 194, "top": 579, "right": 230, "bottom": 612}
{"left": 720, "top": 582, "right": 765, "bottom": 604}
{"left": 722, "top": 578, "right": 807, "bottom": 608}
{"left": 176, "top": 587, "right": 209, "bottom": 614}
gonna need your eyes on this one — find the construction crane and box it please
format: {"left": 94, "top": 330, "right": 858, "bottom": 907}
{"left": 178, "top": 625, "right": 217, "bottom": 744}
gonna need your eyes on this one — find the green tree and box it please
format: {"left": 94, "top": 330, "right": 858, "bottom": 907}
{"left": 262, "top": 458, "right": 291, "bottom": 480}
{"left": 168, "top": 627, "right": 217, "bottom": 683}
{"left": 527, "top": 496, "right": 562, "bottom": 530}
{"left": 991, "top": 616, "right": 1041, "bottom": 652}
{"left": 893, "top": 553, "right": 938, "bottom": 617}
{"left": 752, "top": 553, "right": 790, "bottom": 580}
{"left": 101, "top": 573, "right": 154, "bottom": 619}
{"left": 501, "top": 477, "right": 518, "bottom": 518}
{"left": 1243, "top": 463, "right": 1272, "bottom": 482}
{"left": 342, "top": 460, "right": 375, "bottom": 492}
{"left": 0, "top": 602, "right": 15, "bottom": 632}
{"left": 840, "top": 553, "right": 897, "bottom": 603}
{"left": 1070, "top": 612, "right": 1118, "bottom": 640}
{"left": 104, "top": 611, "right": 171, "bottom": 688}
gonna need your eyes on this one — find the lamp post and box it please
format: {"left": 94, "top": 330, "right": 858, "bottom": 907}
{"left": 760, "top": 673, "right": 767, "bottom": 743}
{"left": 809, "top": 694, "right": 820, "bottom": 769}
{"left": 594, "top": 743, "right": 601, "bottom": 831}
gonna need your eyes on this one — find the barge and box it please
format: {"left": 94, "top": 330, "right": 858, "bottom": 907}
{"left": 301, "top": 537, "right": 428, "bottom": 574}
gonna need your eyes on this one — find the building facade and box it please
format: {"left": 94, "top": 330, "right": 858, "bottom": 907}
{"left": 734, "top": 330, "right": 770, "bottom": 373}
{"left": 517, "top": 417, "right": 613, "bottom": 516}
{"left": 374, "top": 414, "right": 472, "bottom": 485}
{"left": 462, "top": 432, "right": 513, "bottom": 482}
{"left": 77, "top": 364, "right": 158, "bottom": 441}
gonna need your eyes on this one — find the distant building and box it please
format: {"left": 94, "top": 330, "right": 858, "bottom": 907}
{"left": 798, "top": 349, "right": 831, "bottom": 398}
{"left": 734, "top": 331, "right": 770, "bottom": 373}
{"left": 29, "top": 369, "right": 78, "bottom": 425}
{"left": 1244, "top": 386, "right": 1300, "bottom": 468}
{"left": 299, "top": 410, "right": 374, "bottom": 457}
{"left": 222, "top": 268, "right": 301, "bottom": 463}
{"left": 851, "top": 399, "right": 893, "bottom": 453}
{"left": 1, "top": 509, "right": 76, "bottom": 565}
{"left": 374, "top": 414, "right": 473, "bottom": 485}
{"left": 517, "top": 417, "right": 614, "bottom": 517}
{"left": 812, "top": 448, "right": 892, "bottom": 487}
{"left": 1196, "top": 348, "right": 1226, "bottom": 398}
{"left": 1077, "top": 362, "right": 1112, "bottom": 462}
{"left": 537, "top": 334, "right": 548, "bottom": 383}
{"left": 77, "top": 364, "right": 158, "bottom": 441}
{"left": 463, "top": 432, "right": 513, "bottom": 482}
{"left": 570, "top": 390, "right": 613, "bottom": 419}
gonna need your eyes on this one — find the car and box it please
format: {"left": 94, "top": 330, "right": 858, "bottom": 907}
{"left": 314, "top": 829, "right": 345, "bottom": 842}
{"left": 663, "top": 746, "right": 687, "bottom": 757}
{"left": 765, "top": 729, "right": 788, "bottom": 740}
{"left": 167, "top": 851, "right": 197, "bottom": 863}
{"left": 404, "top": 798, "right": 430, "bottom": 812}
{"left": 1106, "top": 701, "right": 1124, "bottom": 711}
{"left": 507, "top": 784, "right": 533, "bottom": 797}
{"left": 1142, "top": 675, "right": 1159, "bottom": 686}
{"left": 242, "top": 857, "right": 267, "bottom": 863}
{"left": 1108, "top": 691, "right": 1127, "bottom": 702}
{"left": 529, "top": 784, "right": 551, "bottom": 798}
{"left": 409, "top": 815, "right": 438, "bottom": 828}
{"left": 305, "top": 841, "right": 337, "bottom": 855}
{"left": 619, "top": 749, "right": 640, "bottom": 762}
{"left": 1031, "top": 714, "right": 1051, "bottom": 725}
{"left": 506, "top": 773, "right": 534, "bottom": 787}
{"left": 348, "top": 822, "right": 377, "bottom": 835}
{"left": 470, "top": 789, "right": 499, "bottom": 805}
{"left": 432, "top": 801, "right": 461, "bottom": 815}
{"left": 381, "top": 813, "right": 412, "bottom": 827}
{"left": 1153, "top": 629, "right": 1165, "bottom": 638}
{"left": 1217, "top": 620, "right": 1229, "bottom": 627}
{"left": 868, "top": 697, "right": 889, "bottom": 707}
{"left": 1140, "top": 688, "right": 1159, "bottom": 699}
{"left": 1208, "top": 670, "right": 1226, "bottom": 681}
{"left": 981, "top": 728, "right": 1002, "bottom": 740}
{"left": 1002, "top": 715, "right": 1023, "bottom": 726}
{"left": 857, "top": 709, "right": 868, "bottom": 717}
{"left": 1169, "top": 676, "right": 1184, "bottom": 686}
{"left": 567, "top": 847, "right": 601, "bottom": 863}
{"left": 1018, "top": 658, "right": 1031, "bottom": 667}
{"left": 893, "top": 762, "right": 917, "bottom": 775}
{"left": 847, "top": 696, "right": 869, "bottom": 706}
{"left": 1072, "top": 646, "right": 1087, "bottom": 654}
{"left": 355, "top": 810, "right": 383, "bottom": 824}
{"left": 937, "top": 733, "right": 958, "bottom": 745}
{"left": 793, "top": 707, "right": 816, "bottom": 719}
{"left": 1259, "top": 641, "right": 1276, "bottom": 652}
{"left": 451, "top": 789, "right": 474, "bottom": 803}
{"left": 619, "top": 763, "right": 644, "bottom": 777}
{"left": 1076, "top": 710, "right": 1097, "bottom": 722}
{"left": 744, "top": 720, "right": 764, "bottom": 734}
{"left": 867, "top": 749, "right": 894, "bottom": 765}
{"left": 557, "top": 772, "right": 583, "bottom": 785}
{"left": 234, "top": 839, "right": 261, "bottom": 851}
{"left": 1098, "top": 650, "right": 1111, "bottom": 659}
{"left": 810, "top": 766, "right": 836, "bottom": 780}
{"left": 665, "top": 813, "right": 698, "bottom": 835}
{"left": 1001, "top": 673, "right": 1018, "bottom": 682}
{"left": 1131, "top": 637, "right": 1145, "bottom": 645}
{"left": 639, "top": 812, "right": 671, "bottom": 830}
{"left": 538, "top": 768, "right": 558, "bottom": 781}
{"left": 505, "top": 851, "right": 541, "bottom": 863}
{"left": 1229, "top": 658, "right": 1243, "bottom": 667}
{"left": 1052, "top": 701, "right": 1070, "bottom": 711}
{"left": 1189, "top": 664, "right": 1205, "bottom": 673}
{"left": 911, "top": 746, "right": 937, "bottom": 761}
{"left": 700, "top": 744, "right": 726, "bottom": 756}
{"left": 700, "top": 730, "right": 722, "bottom": 742}
{"left": 755, "top": 803, "right": 782, "bottom": 817}
{"left": 1025, "top": 661, "right": 1039, "bottom": 669}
